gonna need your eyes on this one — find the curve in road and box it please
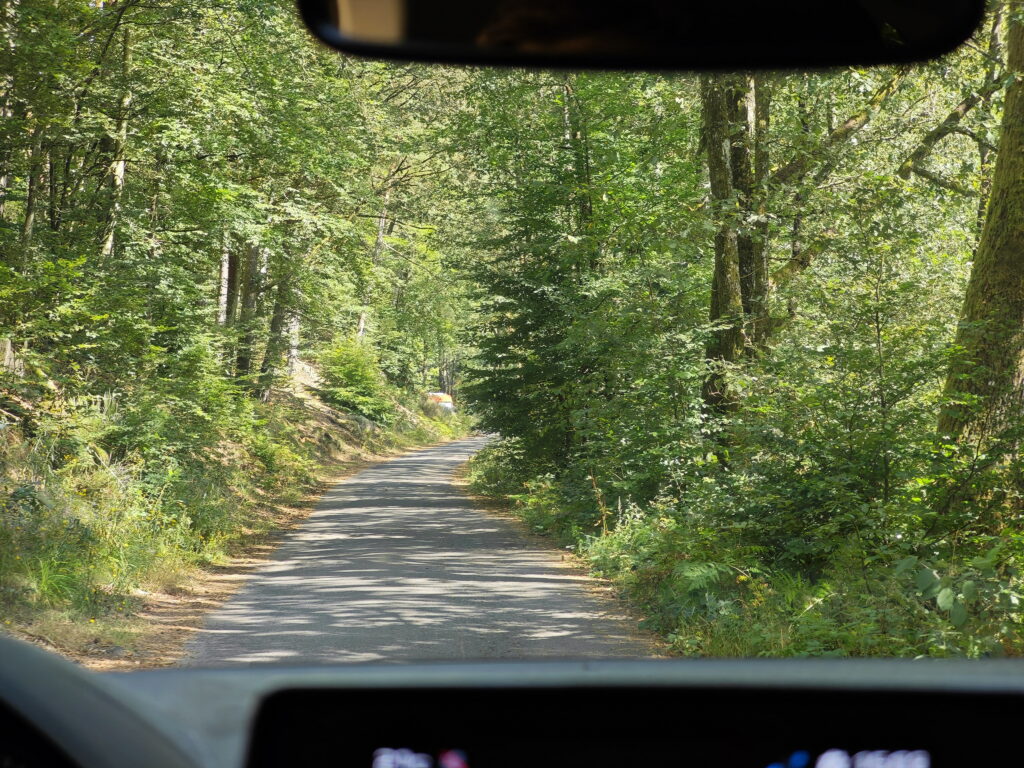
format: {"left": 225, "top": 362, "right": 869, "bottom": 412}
{"left": 183, "top": 436, "right": 654, "bottom": 665}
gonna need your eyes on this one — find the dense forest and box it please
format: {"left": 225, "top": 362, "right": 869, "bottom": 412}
{"left": 0, "top": 0, "right": 473, "bottom": 645}
{"left": 3, "top": 0, "right": 1024, "bottom": 657}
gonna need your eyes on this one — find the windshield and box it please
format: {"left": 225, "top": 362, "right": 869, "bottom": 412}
{"left": 0, "top": 1, "right": 1020, "bottom": 666}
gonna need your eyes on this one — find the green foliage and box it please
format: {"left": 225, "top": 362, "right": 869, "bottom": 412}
{"left": 465, "top": 12, "right": 1024, "bottom": 657}
{"left": 467, "top": 440, "right": 538, "bottom": 499}
{"left": 4, "top": 0, "right": 1021, "bottom": 663}
{"left": 316, "top": 340, "right": 396, "bottom": 424}
{"left": 0, "top": 0, "right": 474, "bottom": 635}
{"left": 0, "top": 390, "right": 309, "bottom": 614}
{"left": 474, "top": 446, "right": 1024, "bottom": 657}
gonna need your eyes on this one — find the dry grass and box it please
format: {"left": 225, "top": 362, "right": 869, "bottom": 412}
{"left": 1, "top": 380, "right": 466, "bottom": 668}
{"left": 64, "top": 437, "right": 450, "bottom": 670}
{"left": 22, "top": 452, "right": 385, "bottom": 670}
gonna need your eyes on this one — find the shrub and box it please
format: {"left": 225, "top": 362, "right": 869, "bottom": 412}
{"left": 315, "top": 339, "right": 396, "bottom": 424}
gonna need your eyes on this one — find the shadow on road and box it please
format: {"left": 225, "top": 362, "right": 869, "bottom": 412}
{"left": 184, "top": 437, "right": 653, "bottom": 665}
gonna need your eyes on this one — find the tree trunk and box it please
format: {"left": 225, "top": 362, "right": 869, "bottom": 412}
{"left": 973, "top": 7, "right": 1006, "bottom": 253}
{"left": 47, "top": 148, "right": 60, "bottom": 231}
{"left": 58, "top": 146, "right": 77, "bottom": 232}
{"left": 438, "top": 344, "right": 457, "bottom": 395}
{"left": 0, "top": 137, "right": 9, "bottom": 223}
{"left": 0, "top": 336, "right": 18, "bottom": 376}
{"left": 258, "top": 279, "right": 290, "bottom": 402}
{"left": 561, "top": 76, "right": 594, "bottom": 239}
{"left": 975, "top": 139, "right": 996, "bottom": 252}
{"left": 234, "top": 244, "right": 262, "bottom": 384}
{"left": 218, "top": 235, "right": 239, "bottom": 327}
{"left": 698, "top": 70, "right": 905, "bottom": 409}
{"left": 0, "top": 0, "right": 15, "bottom": 224}
{"left": 224, "top": 246, "right": 240, "bottom": 326}
{"left": 729, "top": 74, "right": 772, "bottom": 351}
{"left": 356, "top": 187, "right": 393, "bottom": 339}
{"left": 286, "top": 314, "right": 300, "bottom": 376}
{"left": 20, "top": 124, "right": 44, "bottom": 253}
{"left": 700, "top": 76, "right": 747, "bottom": 411}
{"left": 937, "top": 18, "right": 1024, "bottom": 448}
{"left": 100, "top": 26, "right": 132, "bottom": 259}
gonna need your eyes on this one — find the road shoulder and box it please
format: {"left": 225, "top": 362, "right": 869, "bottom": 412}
{"left": 15, "top": 446, "right": 436, "bottom": 670}
{"left": 450, "top": 463, "right": 665, "bottom": 657}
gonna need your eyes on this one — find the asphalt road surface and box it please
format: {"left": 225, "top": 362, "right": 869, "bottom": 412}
{"left": 183, "top": 436, "right": 654, "bottom": 665}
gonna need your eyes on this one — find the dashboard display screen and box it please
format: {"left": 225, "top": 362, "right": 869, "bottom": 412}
{"left": 247, "top": 687, "right": 1017, "bottom": 768}
{"left": 367, "top": 747, "right": 929, "bottom": 768}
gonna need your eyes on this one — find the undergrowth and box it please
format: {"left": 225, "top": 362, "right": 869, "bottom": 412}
{"left": 468, "top": 439, "right": 1024, "bottom": 659}
{"left": 0, "top": 380, "right": 468, "bottom": 653}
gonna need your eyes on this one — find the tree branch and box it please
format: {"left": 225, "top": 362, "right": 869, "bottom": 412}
{"left": 896, "top": 77, "right": 1007, "bottom": 179}
{"left": 770, "top": 234, "right": 832, "bottom": 291}
{"left": 769, "top": 71, "right": 906, "bottom": 189}
{"left": 950, "top": 125, "right": 998, "bottom": 153}
{"left": 355, "top": 214, "right": 433, "bottom": 231}
{"left": 906, "top": 164, "right": 974, "bottom": 196}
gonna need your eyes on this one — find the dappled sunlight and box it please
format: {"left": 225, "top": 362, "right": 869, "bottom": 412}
{"left": 183, "top": 437, "right": 652, "bottom": 666}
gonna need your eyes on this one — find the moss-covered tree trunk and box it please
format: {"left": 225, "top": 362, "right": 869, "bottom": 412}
{"left": 700, "top": 76, "right": 747, "bottom": 410}
{"left": 938, "top": 18, "right": 1024, "bottom": 446}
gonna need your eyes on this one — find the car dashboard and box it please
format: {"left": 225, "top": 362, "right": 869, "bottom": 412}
{"left": 2, "top": 635, "right": 1023, "bottom": 768}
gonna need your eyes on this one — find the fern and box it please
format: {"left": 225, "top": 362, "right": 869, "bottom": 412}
{"left": 672, "top": 561, "right": 733, "bottom": 593}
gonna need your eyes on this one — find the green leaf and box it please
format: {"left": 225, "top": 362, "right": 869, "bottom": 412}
{"left": 915, "top": 568, "right": 937, "bottom": 592}
{"left": 895, "top": 556, "right": 917, "bottom": 576}
{"left": 936, "top": 587, "right": 955, "bottom": 611}
{"left": 961, "top": 580, "right": 977, "bottom": 601}
{"left": 971, "top": 548, "right": 1000, "bottom": 570}
{"left": 949, "top": 602, "right": 967, "bottom": 628}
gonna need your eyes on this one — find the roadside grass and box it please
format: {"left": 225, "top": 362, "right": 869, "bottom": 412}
{"left": 0, "top": 387, "right": 470, "bottom": 663}
{"left": 466, "top": 440, "right": 1024, "bottom": 659}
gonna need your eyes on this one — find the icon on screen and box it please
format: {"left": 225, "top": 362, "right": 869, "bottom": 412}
{"left": 438, "top": 750, "right": 470, "bottom": 768}
{"left": 371, "top": 747, "right": 471, "bottom": 768}
{"left": 768, "top": 750, "right": 930, "bottom": 768}
{"left": 372, "top": 748, "right": 433, "bottom": 768}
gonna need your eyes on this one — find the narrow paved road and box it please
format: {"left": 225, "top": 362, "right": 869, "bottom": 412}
{"left": 183, "top": 436, "right": 654, "bottom": 665}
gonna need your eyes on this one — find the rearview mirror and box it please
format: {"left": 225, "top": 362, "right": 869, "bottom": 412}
{"left": 296, "top": 0, "right": 985, "bottom": 70}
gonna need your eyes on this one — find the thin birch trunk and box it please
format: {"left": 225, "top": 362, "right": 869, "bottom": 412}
{"left": 356, "top": 186, "right": 393, "bottom": 339}
{"left": 225, "top": 247, "right": 240, "bottom": 327}
{"left": 286, "top": 315, "right": 300, "bottom": 376}
{"left": 100, "top": 26, "right": 132, "bottom": 259}
{"left": 218, "top": 241, "right": 230, "bottom": 325}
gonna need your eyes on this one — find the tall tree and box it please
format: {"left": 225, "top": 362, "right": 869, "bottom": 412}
{"left": 938, "top": 14, "right": 1024, "bottom": 449}
{"left": 700, "top": 75, "right": 746, "bottom": 410}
